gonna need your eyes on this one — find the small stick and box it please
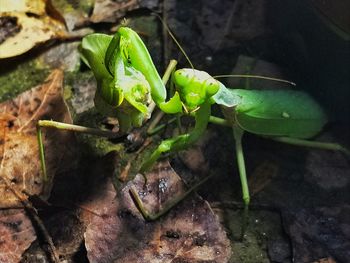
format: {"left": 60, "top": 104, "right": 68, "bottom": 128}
{"left": 0, "top": 176, "right": 59, "bottom": 263}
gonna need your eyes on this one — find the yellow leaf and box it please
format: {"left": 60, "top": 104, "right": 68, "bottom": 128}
{"left": 0, "top": 0, "right": 67, "bottom": 59}
{"left": 0, "top": 0, "right": 46, "bottom": 15}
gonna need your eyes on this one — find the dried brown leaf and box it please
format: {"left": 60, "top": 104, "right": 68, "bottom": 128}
{"left": 0, "top": 209, "right": 36, "bottom": 263}
{"left": 90, "top": 0, "right": 139, "bottom": 23}
{"left": 81, "top": 161, "right": 231, "bottom": 263}
{"left": 248, "top": 160, "right": 279, "bottom": 196}
{"left": 0, "top": 70, "right": 73, "bottom": 207}
{"left": 0, "top": 0, "right": 67, "bottom": 58}
{"left": 283, "top": 206, "right": 350, "bottom": 262}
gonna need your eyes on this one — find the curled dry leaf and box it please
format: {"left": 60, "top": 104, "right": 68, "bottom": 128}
{"left": 89, "top": 0, "right": 140, "bottom": 23}
{"left": 89, "top": 0, "right": 174, "bottom": 24}
{"left": 0, "top": 0, "right": 67, "bottom": 58}
{"left": 81, "top": 161, "right": 231, "bottom": 263}
{"left": 0, "top": 209, "right": 36, "bottom": 263}
{"left": 0, "top": 69, "right": 73, "bottom": 208}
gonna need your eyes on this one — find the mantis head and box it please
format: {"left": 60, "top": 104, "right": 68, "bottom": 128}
{"left": 173, "top": 68, "right": 220, "bottom": 112}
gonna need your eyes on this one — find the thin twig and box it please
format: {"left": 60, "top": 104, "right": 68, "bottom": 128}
{"left": 0, "top": 176, "right": 60, "bottom": 263}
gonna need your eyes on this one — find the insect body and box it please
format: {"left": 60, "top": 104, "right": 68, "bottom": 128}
{"left": 37, "top": 26, "right": 349, "bottom": 221}
{"left": 214, "top": 88, "right": 334, "bottom": 208}
{"left": 223, "top": 89, "right": 327, "bottom": 138}
{"left": 79, "top": 26, "right": 350, "bottom": 215}
{"left": 140, "top": 66, "right": 347, "bottom": 214}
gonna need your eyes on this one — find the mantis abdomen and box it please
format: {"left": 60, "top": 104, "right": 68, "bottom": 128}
{"left": 224, "top": 89, "right": 328, "bottom": 139}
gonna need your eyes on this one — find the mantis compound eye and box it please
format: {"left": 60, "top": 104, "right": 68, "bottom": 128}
{"left": 174, "top": 69, "right": 192, "bottom": 87}
{"left": 204, "top": 79, "right": 220, "bottom": 97}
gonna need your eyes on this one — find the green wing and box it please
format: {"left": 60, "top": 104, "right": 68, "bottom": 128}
{"left": 228, "top": 89, "right": 327, "bottom": 139}
{"left": 213, "top": 82, "right": 241, "bottom": 107}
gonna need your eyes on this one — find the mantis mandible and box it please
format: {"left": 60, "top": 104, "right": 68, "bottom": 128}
{"left": 37, "top": 25, "right": 350, "bottom": 222}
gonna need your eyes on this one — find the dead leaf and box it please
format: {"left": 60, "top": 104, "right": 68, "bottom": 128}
{"left": 0, "top": 209, "right": 36, "bottom": 263}
{"left": 89, "top": 0, "right": 139, "bottom": 23}
{"left": 180, "top": 146, "right": 209, "bottom": 174}
{"left": 0, "top": 0, "right": 67, "bottom": 58}
{"left": 305, "top": 149, "right": 350, "bottom": 190}
{"left": 0, "top": 0, "right": 46, "bottom": 14}
{"left": 0, "top": 69, "right": 73, "bottom": 207}
{"left": 44, "top": 210, "right": 85, "bottom": 258}
{"left": 248, "top": 160, "right": 279, "bottom": 196}
{"left": 283, "top": 206, "right": 350, "bottom": 262}
{"left": 81, "top": 161, "right": 231, "bottom": 263}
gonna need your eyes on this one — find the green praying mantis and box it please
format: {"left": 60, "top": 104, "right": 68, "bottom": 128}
{"left": 37, "top": 24, "right": 350, "bottom": 222}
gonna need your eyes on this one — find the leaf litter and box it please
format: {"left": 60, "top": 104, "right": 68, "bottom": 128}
{"left": 2, "top": 1, "right": 349, "bottom": 262}
{"left": 0, "top": 69, "right": 74, "bottom": 262}
{"left": 0, "top": 209, "right": 36, "bottom": 263}
{"left": 0, "top": 67, "right": 231, "bottom": 262}
{"left": 0, "top": 69, "right": 73, "bottom": 207}
{"left": 81, "top": 161, "right": 232, "bottom": 263}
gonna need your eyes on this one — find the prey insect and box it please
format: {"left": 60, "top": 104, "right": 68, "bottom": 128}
{"left": 37, "top": 24, "right": 349, "bottom": 224}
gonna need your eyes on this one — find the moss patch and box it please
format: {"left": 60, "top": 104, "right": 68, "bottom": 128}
{"left": 0, "top": 59, "right": 49, "bottom": 102}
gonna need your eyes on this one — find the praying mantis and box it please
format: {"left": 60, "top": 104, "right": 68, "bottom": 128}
{"left": 37, "top": 24, "right": 350, "bottom": 222}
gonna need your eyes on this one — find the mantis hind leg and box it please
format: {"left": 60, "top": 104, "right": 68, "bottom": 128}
{"left": 37, "top": 120, "right": 118, "bottom": 181}
{"left": 271, "top": 136, "right": 350, "bottom": 157}
{"left": 232, "top": 126, "right": 250, "bottom": 238}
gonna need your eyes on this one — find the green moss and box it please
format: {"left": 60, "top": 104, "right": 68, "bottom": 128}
{"left": 79, "top": 133, "right": 124, "bottom": 157}
{"left": 72, "top": 109, "right": 119, "bottom": 156}
{"left": 0, "top": 59, "right": 50, "bottom": 102}
{"left": 225, "top": 209, "right": 287, "bottom": 263}
{"left": 64, "top": 70, "right": 94, "bottom": 87}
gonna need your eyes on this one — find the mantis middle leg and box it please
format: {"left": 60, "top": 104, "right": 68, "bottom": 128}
{"left": 271, "top": 136, "right": 350, "bottom": 157}
{"left": 131, "top": 101, "right": 212, "bottom": 220}
{"left": 139, "top": 101, "right": 211, "bottom": 173}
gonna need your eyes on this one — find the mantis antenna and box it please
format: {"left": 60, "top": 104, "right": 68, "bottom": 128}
{"left": 153, "top": 13, "right": 296, "bottom": 88}
{"left": 152, "top": 13, "right": 194, "bottom": 69}
{"left": 213, "top": 74, "right": 297, "bottom": 86}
